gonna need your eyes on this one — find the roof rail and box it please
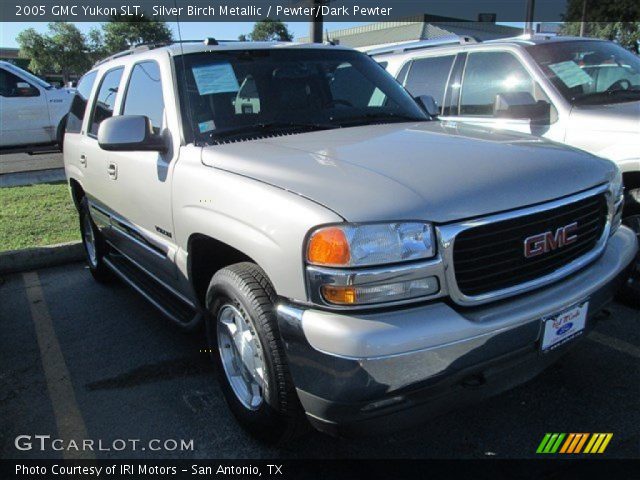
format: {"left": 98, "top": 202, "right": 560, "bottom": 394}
{"left": 367, "top": 35, "right": 479, "bottom": 56}
{"left": 93, "top": 38, "right": 245, "bottom": 66}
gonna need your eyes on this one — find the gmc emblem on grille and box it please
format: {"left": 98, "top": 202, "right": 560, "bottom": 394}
{"left": 524, "top": 222, "right": 578, "bottom": 258}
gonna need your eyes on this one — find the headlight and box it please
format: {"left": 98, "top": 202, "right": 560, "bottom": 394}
{"left": 306, "top": 222, "right": 435, "bottom": 267}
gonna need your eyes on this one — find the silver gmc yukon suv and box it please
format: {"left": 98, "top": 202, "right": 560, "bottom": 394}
{"left": 64, "top": 40, "right": 638, "bottom": 442}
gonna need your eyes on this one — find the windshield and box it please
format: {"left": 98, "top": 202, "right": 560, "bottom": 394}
{"left": 527, "top": 40, "right": 640, "bottom": 106}
{"left": 174, "top": 48, "right": 428, "bottom": 144}
{"left": 6, "top": 63, "right": 52, "bottom": 90}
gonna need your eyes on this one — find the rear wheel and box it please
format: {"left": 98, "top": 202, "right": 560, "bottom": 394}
{"left": 56, "top": 115, "right": 67, "bottom": 151}
{"left": 79, "top": 197, "right": 112, "bottom": 283}
{"left": 205, "top": 262, "right": 307, "bottom": 443}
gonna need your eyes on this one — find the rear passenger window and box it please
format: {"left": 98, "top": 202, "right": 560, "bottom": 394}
{"left": 89, "top": 67, "right": 123, "bottom": 136}
{"left": 403, "top": 55, "right": 455, "bottom": 110}
{"left": 66, "top": 71, "right": 97, "bottom": 134}
{"left": 122, "top": 62, "right": 165, "bottom": 133}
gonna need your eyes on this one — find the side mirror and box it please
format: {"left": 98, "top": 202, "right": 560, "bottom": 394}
{"left": 98, "top": 115, "right": 166, "bottom": 152}
{"left": 15, "top": 81, "right": 39, "bottom": 97}
{"left": 415, "top": 95, "right": 439, "bottom": 118}
{"left": 494, "top": 92, "right": 549, "bottom": 123}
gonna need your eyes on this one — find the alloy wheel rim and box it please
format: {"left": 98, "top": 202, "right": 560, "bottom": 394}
{"left": 216, "top": 304, "right": 265, "bottom": 410}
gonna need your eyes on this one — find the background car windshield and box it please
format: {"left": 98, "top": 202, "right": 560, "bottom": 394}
{"left": 175, "top": 48, "right": 427, "bottom": 143}
{"left": 527, "top": 40, "right": 640, "bottom": 105}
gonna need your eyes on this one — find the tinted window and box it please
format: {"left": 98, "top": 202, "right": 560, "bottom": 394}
{"left": 175, "top": 49, "right": 427, "bottom": 145}
{"left": 89, "top": 67, "right": 123, "bottom": 136}
{"left": 122, "top": 62, "right": 165, "bottom": 133}
{"left": 527, "top": 40, "right": 640, "bottom": 105}
{"left": 377, "top": 61, "right": 388, "bottom": 70}
{"left": 0, "top": 68, "right": 38, "bottom": 97}
{"left": 330, "top": 62, "right": 387, "bottom": 108}
{"left": 460, "top": 51, "right": 541, "bottom": 116}
{"left": 404, "top": 55, "right": 455, "bottom": 111}
{"left": 396, "top": 62, "right": 411, "bottom": 85}
{"left": 66, "top": 71, "right": 97, "bottom": 134}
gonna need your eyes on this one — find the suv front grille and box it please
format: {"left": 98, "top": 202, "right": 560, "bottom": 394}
{"left": 452, "top": 192, "right": 608, "bottom": 297}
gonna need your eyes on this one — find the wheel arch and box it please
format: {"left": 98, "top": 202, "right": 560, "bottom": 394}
{"left": 187, "top": 233, "right": 258, "bottom": 309}
{"left": 68, "top": 177, "right": 85, "bottom": 212}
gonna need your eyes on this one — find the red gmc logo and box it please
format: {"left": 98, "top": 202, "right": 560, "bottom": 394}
{"left": 524, "top": 222, "right": 578, "bottom": 258}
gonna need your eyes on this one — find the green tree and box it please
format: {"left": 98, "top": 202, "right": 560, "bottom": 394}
{"left": 561, "top": 0, "right": 640, "bottom": 53}
{"left": 17, "top": 23, "right": 91, "bottom": 83}
{"left": 561, "top": 22, "right": 640, "bottom": 53}
{"left": 98, "top": 14, "right": 173, "bottom": 55}
{"left": 241, "top": 20, "right": 293, "bottom": 42}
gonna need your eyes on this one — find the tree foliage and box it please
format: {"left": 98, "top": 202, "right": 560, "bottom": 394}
{"left": 16, "top": 19, "right": 173, "bottom": 82}
{"left": 241, "top": 20, "right": 293, "bottom": 42}
{"left": 95, "top": 14, "right": 173, "bottom": 55}
{"left": 561, "top": 1, "right": 640, "bottom": 53}
{"left": 17, "top": 23, "right": 91, "bottom": 83}
{"left": 561, "top": 22, "right": 640, "bottom": 53}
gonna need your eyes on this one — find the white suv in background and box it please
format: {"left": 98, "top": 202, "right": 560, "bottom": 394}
{"left": 0, "top": 61, "right": 73, "bottom": 149}
{"left": 372, "top": 36, "right": 640, "bottom": 231}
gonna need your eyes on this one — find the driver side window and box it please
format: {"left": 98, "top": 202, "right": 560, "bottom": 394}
{"left": 0, "top": 69, "right": 39, "bottom": 97}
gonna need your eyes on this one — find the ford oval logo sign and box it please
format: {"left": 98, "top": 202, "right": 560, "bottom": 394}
{"left": 556, "top": 323, "right": 573, "bottom": 336}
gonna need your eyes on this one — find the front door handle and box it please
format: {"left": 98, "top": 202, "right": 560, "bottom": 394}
{"left": 79, "top": 154, "right": 87, "bottom": 167}
{"left": 107, "top": 163, "right": 118, "bottom": 180}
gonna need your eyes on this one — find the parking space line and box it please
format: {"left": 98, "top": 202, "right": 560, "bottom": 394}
{"left": 588, "top": 331, "right": 640, "bottom": 359}
{"left": 22, "top": 271, "right": 94, "bottom": 460}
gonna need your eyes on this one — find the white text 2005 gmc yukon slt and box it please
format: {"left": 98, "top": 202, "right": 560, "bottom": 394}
{"left": 63, "top": 40, "right": 637, "bottom": 442}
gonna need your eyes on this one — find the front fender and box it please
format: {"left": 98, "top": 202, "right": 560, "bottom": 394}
{"left": 172, "top": 165, "right": 342, "bottom": 302}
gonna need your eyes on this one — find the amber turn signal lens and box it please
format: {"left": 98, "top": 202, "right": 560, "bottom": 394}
{"left": 307, "top": 227, "right": 350, "bottom": 266}
{"left": 321, "top": 286, "right": 357, "bottom": 304}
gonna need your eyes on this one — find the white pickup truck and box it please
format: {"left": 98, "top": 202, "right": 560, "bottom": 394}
{"left": 0, "top": 61, "right": 73, "bottom": 149}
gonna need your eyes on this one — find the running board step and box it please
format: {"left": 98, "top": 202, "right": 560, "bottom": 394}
{"left": 104, "top": 253, "right": 202, "bottom": 330}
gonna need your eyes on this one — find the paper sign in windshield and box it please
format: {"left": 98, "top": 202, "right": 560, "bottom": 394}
{"left": 192, "top": 63, "right": 240, "bottom": 95}
{"left": 548, "top": 61, "right": 593, "bottom": 88}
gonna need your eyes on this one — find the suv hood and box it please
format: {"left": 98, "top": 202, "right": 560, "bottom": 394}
{"left": 570, "top": 100, "right": 640, "bottom": 134}
{"left": 201, "top": 122, "right": 615, "bottom": 223}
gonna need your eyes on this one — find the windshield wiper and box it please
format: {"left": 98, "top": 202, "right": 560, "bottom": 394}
{"left": 337, "top": 112, "right": 428, "bottom": 127}
{"left": 207, "top": 121, "right": 339, "bottom": 141}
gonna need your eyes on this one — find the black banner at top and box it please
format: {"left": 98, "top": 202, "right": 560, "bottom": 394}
{"left": 1, "top": 0, "right": 640, "bottom": 22}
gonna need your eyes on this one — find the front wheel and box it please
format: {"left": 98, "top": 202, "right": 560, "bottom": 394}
{"left": 617, "top": 214, "right": 640, "bottom": 308}
{"left": 205, "top": 263, "right": 307, "bottom": 444}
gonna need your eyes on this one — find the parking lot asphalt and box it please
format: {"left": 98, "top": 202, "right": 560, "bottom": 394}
{"left": 0, "top": 262, "right": 638, "bottom": 460}
{"left": 0, "top": 151, "right": 63, "bottom": 175}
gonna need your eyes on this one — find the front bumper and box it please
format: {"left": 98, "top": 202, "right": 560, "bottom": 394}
{"left": 276, "top": 226, "right": 638, "bottom": 436}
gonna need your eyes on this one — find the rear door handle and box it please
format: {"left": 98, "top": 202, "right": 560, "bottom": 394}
{"left": 79, "top": 154, "right": 87, "bottom": 166}
{"left": 107, "top": 163, "right": 118, "bottom": 180}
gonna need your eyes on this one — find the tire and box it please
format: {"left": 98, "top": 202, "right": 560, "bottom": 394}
{"left": 205, "top": 262, "right": 307, "bottom": 443}
{"left": 56, "top": 115, "right": 67, "bottom": 152}
{"left": 79, "top": 197, "right": 113, "bottom": 283}
{"left": 616, "top": 214, "right": 640, "bottom": 309}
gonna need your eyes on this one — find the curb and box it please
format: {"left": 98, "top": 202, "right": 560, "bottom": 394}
{"left": 0, "top": 241, "right": 84, "bottom": 275}
{"left": 0, "top": 168, "right": 66, "bottom": 188}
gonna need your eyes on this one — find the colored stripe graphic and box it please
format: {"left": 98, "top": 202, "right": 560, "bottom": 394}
{"left": 538, "top": 433, "right": 613, "bottom": 454}
{"left": 536, "top": 433, "right": 552, "bottom": 453}
{"left": 573, "top": 433, "right": 589, "bottom": 453}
